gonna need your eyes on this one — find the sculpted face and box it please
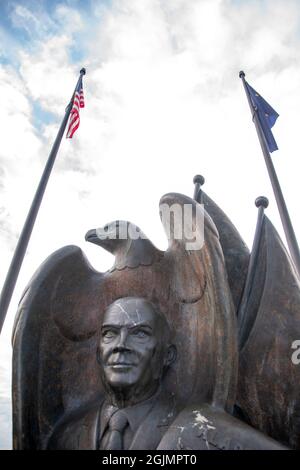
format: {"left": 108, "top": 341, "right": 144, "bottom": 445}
{"left": 99, "top": 297, "right": 175, "bottom": 403}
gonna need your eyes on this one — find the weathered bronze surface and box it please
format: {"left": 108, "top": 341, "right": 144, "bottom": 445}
{"left": 12, "top": 191, "right": 299, "bottom": 450}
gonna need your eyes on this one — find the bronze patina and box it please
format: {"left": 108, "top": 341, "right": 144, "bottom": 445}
{"left": 12, "top": 187, "right": 300, "bottom": 450}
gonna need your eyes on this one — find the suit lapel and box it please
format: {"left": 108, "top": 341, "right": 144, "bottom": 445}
{"left": 129, "top": 394, "right": 177, "bottom": 450}
{"left": 73, "top": 404, "right": 102, "bottom": 450}
{"left": 98, "top": 401, "right": 116, "bottom": 443}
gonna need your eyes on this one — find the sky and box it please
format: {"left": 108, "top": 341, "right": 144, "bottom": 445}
{"left": 0, "top": 0, "right": 300, "bottom": 450}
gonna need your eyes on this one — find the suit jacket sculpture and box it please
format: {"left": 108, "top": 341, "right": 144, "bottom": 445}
{"left": 12, "top": 191, "right": 300, "bottom": 450}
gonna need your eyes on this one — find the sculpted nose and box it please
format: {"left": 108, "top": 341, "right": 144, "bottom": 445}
{"left": 115, "top": 329, "right": 129, "bottom": 350}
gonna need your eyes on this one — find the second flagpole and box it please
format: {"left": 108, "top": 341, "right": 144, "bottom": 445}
{"left": 239, "top": 70, "right": 300, "bottom": 278}
{"left": 0, "top": 67, "right": 86, "bottom": 335}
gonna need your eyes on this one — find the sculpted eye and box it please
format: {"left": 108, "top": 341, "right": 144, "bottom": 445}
{"left": 102, "top": 329, "right": 117, "bottom": 340}
{"left": 132, "top": 330, "right": 148, "bottom": 338}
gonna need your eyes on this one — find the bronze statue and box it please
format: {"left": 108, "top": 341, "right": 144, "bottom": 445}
{"left": 12, "top": 188, "right": 300, "bottom": 450}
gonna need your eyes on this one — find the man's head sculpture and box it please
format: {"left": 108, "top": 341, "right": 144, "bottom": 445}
{"left": 98, "top": 297, "right": 176, "bottom": 408}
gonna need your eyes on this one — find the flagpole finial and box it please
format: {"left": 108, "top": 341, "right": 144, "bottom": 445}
{"left": 239, "top": 70, "right": 245, "bottom": 78}
{"left": 255, "top": 196, "right": 269, "bottom": 209}
{"left": 193, "top": 175, "right": 205, "bottom": 202}
{"left": 193, "top": 175, "right": 205, "bottom": 186}
{"left": 80, "top": 68, "right": 86, "bottom": 75}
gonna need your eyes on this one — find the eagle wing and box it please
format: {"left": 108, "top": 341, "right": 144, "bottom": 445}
{"left": 159, "top": 193, "right": 238, "bottom": 413}
{"left": 237, "top": 216, "right": 300, "bottom": 449}
{"left": 12, "top": 245, "right": 105, "bottom": 449}
{"left": 201, "top": 191, "right": 250, "bottom": 311}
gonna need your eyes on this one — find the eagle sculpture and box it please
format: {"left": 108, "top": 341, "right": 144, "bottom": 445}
{"left": 12, "top": 189, "right": 300, "bottom": 449}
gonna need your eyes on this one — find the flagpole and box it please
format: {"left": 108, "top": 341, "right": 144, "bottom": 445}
{"left": 238, "top": 196, "right": 269, "bottom": 348}
{"left": 193, "top": 174, "right": 205, "bottom": 202}
{"left": 0, "top": 67, "right": 86, "bottom": 334}
{"left": 239, "top": 70, "right": 300, "bottom": 278}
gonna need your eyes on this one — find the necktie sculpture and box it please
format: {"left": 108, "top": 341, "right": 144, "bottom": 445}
{"left": 103, "top": 410, "right": 128, "bottom": 450}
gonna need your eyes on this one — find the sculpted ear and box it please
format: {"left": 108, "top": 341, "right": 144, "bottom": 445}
{"left": 164, "top": 344, "right": 177, "bottom": 367}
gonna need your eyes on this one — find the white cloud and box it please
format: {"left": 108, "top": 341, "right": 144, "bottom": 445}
{"left": 19, "top": 36, "right": 76, "bottom": 113}
{"left": 0, "top": 64, "right": 43, "bottom": 249}
{"left": 1, "top": 0, "right": 300, "bottom": 449}
{"left": 11, "top": 4, "right": 51, "bottom": 37}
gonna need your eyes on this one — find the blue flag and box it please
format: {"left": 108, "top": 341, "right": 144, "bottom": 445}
{"left": 246, "top": 81, "right": 279, "bottom": 152}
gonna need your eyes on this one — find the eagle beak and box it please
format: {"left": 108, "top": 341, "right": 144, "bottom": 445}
{"left": 85, "top": 227, "right": 120, "bottom": 254}
{"left": 85, "top": 229, "right": 98, "bottom": 244}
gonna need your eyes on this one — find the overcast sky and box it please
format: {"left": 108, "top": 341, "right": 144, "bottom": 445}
{"left": 1, "top": 0, "right": 300, "bottom": 450}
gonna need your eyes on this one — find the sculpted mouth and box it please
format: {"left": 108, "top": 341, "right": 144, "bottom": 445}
{"left": 107, "top": 362, "right": 136, "bottom": 370}
{"left": 107, "top": 353, "right": 138, "bottom": 368}
{"left": 110, "top": 362, "right": 135, "bottom": 366}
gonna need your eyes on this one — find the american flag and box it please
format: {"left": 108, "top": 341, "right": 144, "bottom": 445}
{"left": 66, "top": 76, "right": 85, "bottom": 138}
